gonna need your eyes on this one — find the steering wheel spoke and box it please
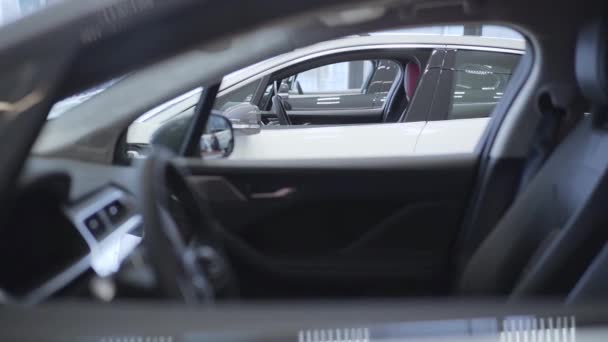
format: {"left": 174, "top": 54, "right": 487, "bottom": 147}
{"left": 138, "top": 148, "right": 235, "bottom": 303}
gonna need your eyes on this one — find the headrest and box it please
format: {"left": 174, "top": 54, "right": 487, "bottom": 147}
{"left": 404, "top": 62, "right": 421, "bottom": 101}
{"left": 576, "top": 18, "right": 608, "bottom": 105}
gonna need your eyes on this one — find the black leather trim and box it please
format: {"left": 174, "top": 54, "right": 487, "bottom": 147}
{"left": 576, "top": 18, "right": 608, "bottom": 105}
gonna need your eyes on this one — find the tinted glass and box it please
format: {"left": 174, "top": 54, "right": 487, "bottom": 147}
{"left": 269, "top": 59, "right": 400, "bottom": 116}
{"left": 214, "top": 79, "right": 260, "bottom": 111}
{"left": 448, "top": 51, "right": 521, "bottom": 120}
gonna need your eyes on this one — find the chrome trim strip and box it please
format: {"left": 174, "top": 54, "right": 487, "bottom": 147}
{"left": 445, "top": 45, "right": 524, "bottom": 54}
{"left": 250, "top": 187, "right": 296, "bottom": 199}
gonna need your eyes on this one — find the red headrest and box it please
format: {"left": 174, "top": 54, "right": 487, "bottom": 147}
{"left": 404, "top": 62, "right": 421, "bottom": 101}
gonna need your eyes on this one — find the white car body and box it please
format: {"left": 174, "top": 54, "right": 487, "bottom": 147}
{"left": 126, "top": 35, "right": 524, "bottom": 160}
{"left": 230, "top": 118, "right": 488, "bottom": 160}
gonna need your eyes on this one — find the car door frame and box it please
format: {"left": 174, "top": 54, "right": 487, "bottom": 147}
{"left": 246, "top": 47, "right": 441, "bottom": 126}
{"left": 172, "top": 44, "right": 531, "bottom": 298}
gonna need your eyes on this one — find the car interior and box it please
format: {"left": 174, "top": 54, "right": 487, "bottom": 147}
{"left": 260, "top": 52, "right": 428, "bottom": 126}
{"left": 0, "top": 0, "right": 607, "bottom": 322}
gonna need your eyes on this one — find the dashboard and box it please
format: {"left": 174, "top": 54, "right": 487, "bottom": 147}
{"left": 0, "top": 157, "right": 144, "bottom": 304}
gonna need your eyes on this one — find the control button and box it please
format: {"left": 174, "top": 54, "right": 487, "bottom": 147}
{"left": 85, "top": 214, "right": 106, "bottom": 238}
{"left": 104, "top": 200, "right": 126, "bottom": 224}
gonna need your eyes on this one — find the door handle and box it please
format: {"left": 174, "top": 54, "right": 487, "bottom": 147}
{"left": 250, "top": 187, "right": 296, "bottom": 199}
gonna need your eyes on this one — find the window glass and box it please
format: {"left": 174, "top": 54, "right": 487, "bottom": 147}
{"left": 448, "top": 51, "right": 521, "bottom": 120}
{"left": 214, "top": 79, "right": 260, "bottom": 111}
{"left": 296, "top": 61, "right": 374, "bottom": 94}
{"left": 270, "top": 59, "right": 400, "bottom": 116}
{"left": 37, "top": 24, "right": 526, "bottom": 166}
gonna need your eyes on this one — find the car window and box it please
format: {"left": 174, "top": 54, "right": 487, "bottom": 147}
{"left": 295, "top": 60, "right": 374, "bottom": 94}
{"left": 115, "top": 26, "right": 525, "bottom": 163}
{"left": 447, "top": 51, "right": 521, "bottom": 120}
{"left": 214, "top": 79, "right": 261, "bottom": 111}
{"left": 271, "top": 59, "right": 400, "bottom": 114}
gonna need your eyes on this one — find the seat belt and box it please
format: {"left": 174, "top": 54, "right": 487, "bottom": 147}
{"left": 517, "top": 94, "right": 566, "bottom": 192}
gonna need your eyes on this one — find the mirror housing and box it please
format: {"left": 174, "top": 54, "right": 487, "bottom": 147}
{"left": 200, "top": 113, "right": 234, "bottom": 159}
{"left": 222, "top": 103, "right": 261, "bottom": 135}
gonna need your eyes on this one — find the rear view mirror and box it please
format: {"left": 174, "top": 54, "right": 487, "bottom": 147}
{"left": 201, "top": 113, "right": 234, "bottom": 159}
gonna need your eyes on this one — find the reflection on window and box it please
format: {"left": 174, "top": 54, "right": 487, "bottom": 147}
{"left": 448, "top": 51, "right": 521, "bottom": 120}
{"left": 297, "top": 61, "right": 373, "bottom": 93}
{"left": 214, "top": 80, "right": 260, "bottom": 111}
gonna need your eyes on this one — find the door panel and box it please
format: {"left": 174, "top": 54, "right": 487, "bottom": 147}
{"left": 268, "top": 58, "right": 402, "bottom": 125}
{"left": 285, "top": 93, "right": 376, "bottom": 111}
{"left": 183, "top": 154, "right": 477, "bottom": 298}
{"left": 261, "top": 107, "right": 384, "bottom": 125}
{"left": 229, "top": 122, "right": 425, "bottom": 160}
{"left": 415, "top": 118, "right": 490, "bottom": 154}
{"left": 283, "top": 92, "right": 385, "bottom": 124}
{"left": 285, "top": 108, "right": 384, "bottom": 125}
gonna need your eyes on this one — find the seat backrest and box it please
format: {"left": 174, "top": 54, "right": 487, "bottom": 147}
{"left": 460, "top": 116, "right": 608, "bottom": 295}
{"left": 383, "top": 61, "right": 421, "bottom": 123}
{"left": 567, "top": 242, "right": 608, "bottom": 303}
{"left": 404, "top": 61, "right": 421, "bottom": 101}
{"left": 459, "top": 18, "right": 608, "bottom": 297}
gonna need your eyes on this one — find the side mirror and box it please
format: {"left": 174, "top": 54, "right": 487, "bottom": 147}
{"left": 201, "top": 113, "right": 234, "bottom": 159}
{"left": 222, "top": 103, "right": 261, "bottom": 135}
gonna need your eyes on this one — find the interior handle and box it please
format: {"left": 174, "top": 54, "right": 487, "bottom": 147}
{"left": 250, "top": 187, "right": 296, "bottom": 199}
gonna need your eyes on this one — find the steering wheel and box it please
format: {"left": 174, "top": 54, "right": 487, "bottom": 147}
{"left": 138, "top": 148, "right": 236, "bottom": 303}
